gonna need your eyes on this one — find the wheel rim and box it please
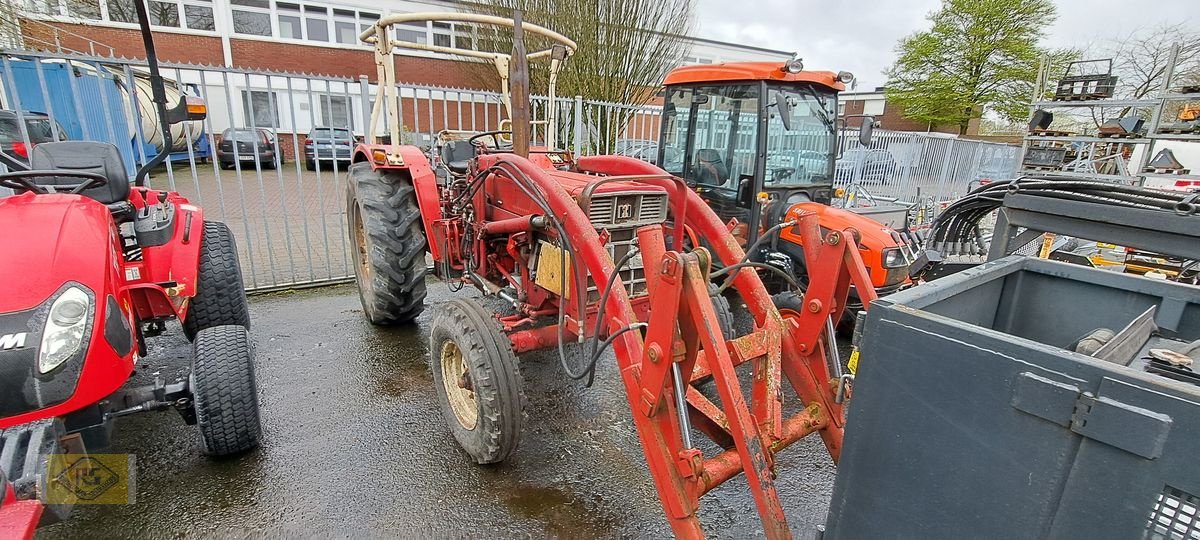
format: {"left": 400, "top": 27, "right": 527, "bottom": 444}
{"left": 351, "top": 205, "right": 372, "bottom": 289}
{"left": 440, "top": 340, "right": 478, "bottom": 430}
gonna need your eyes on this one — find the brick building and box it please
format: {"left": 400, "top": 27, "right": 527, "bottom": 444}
{"left": 839, "top": 88, "right": 980, "bottom": 136}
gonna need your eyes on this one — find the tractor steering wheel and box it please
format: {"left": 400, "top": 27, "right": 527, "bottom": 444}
{"left": 0, "top": 170, "right": 109, "bottom": 194}
{"left": 468, "top": 130, "right": 513, "bottom": 152}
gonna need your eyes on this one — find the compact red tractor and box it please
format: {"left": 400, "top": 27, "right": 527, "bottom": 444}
{"left": 0, "top": 4, "right": 260, "bottom": 533}
{"left": 349, "top": 13, "right": 878, "bottom": 538}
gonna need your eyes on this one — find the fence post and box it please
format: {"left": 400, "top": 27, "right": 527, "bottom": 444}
{"left": 359, "top": 75, "right": 371, "bottom": 139}
{"left": 573, "top": 95, "right": 583, "bottom": 157}
{"left": 937, "top": 137, "right": 956, "bottom": 195}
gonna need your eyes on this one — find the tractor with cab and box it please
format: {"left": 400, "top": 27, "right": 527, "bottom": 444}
{"left": 656, "top": 60, "right": 930, "bottom": 318}
{"left": 0, "top": 1, "right": 261, "bottom": 533}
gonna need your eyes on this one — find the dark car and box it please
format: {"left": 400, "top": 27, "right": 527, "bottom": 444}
{"left": 217, "top": 127, "right": 282, "bottom": 169}
{"left": 836, "top": 148, "right": 896, "bottom": 183}
{"left": 304, "top": 127, "right": 355, "bottom": 171}
{"left": 0, "top": 110, "right": 68, "bottom": 170}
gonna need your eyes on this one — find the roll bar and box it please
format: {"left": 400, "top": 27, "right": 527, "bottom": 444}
{"left": 361, "top": 13, "right": 577, "bottom": 149}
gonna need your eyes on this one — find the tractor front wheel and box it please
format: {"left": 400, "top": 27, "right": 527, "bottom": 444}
{"left": 346, "top": 162, "right": 428, "bottom": 324}
{"left": 183, "top": 221, "right": 251, "bottom": 341}
{"left": 191, "top": 325, "right": 262, "bottom": 456}
{"left": 429, "top": 298, "right": 525, "bottom": 465}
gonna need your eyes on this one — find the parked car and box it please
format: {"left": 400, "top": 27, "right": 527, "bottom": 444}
{"left": 217, "top": 127, "right": 281, "bottom": 169}
{"left": 305, "top": 127, "right": 355, "bottom": 171}
{"left": 836, "top": 148, "right": 896, "bottom": 183}
{"left": 0, "top": 110, "right": 68, "bottom": 170}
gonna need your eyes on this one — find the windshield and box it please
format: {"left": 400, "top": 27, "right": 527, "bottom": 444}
{"left": 0, "top": 117, "right": 61, "bottom": 144}
{"left": 659, "top": 84, "right": 760, "bottom": 192}
{"left": 224, "top": 129, "right": 265, "bottom": 143}
{"left": 311, "top": 128, "right": 352, "bottom": 140}
{"left": 763, "top": 84, "right": 836, "bottom": 187}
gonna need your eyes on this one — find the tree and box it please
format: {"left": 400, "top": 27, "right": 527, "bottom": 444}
{"left": 469, "top": 0, "right": 694, "bottom": 150}
{"left": 1107, "top": 23, "right": 1200, "bottom": 98}
{"left": 884, "top": 0, "right": 1067, "bottom": 134}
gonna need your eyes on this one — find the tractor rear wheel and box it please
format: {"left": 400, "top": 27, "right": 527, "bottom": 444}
{"left": 191, "top": 325, "right": 261, "bottom": 456}
{"left": 346, "top": 162, "right": 428, "bottom": 324}
{"left": 183, "top": 221, "right": 251, "bottom": 341}
{"left": 429, "top": 298, "right": 525, "bottom": 465}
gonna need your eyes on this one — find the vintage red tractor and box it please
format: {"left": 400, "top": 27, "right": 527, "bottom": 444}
{"left": 347, "top": 13, "right": 879, "bottom": 538}
{"left": 0, "top": 3, "right": 260, "bottom": 533}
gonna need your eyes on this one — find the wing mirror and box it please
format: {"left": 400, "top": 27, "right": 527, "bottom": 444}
{"left": 775, "top": 92, "right": 794, "bottom": 131}
{"left": 858, "top": 115, "right": 877, "bottom": 147}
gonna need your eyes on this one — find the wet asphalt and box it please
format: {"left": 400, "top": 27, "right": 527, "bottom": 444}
{"left": 41, "top": 281, "right": 836, "bottom": 539}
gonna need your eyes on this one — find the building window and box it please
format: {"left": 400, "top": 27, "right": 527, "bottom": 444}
{"left": 183, "top": 3, "right": 214, "bottom": 31}
{"left": 333, "top": 8, "right": 356, "bottom": 45}
{"left": 147, "top": 0, "right": 180, "bottom": 27}
{"left": 232, "top": 0, "right": 271, "bottom": 36}
{"left": 105, "top": 0, "right": 138, "bottom": 23}
{"left": 276, "top": 2, "right": 301, "bottom": 39}
{"left": 69, "top": 0, "right": 101, "bottom": 19}
{"left": 454, "top": 24, "right": 475, "bottom": 49}
{"left": 395, "top": 21, "right": 427, "bottom": 45}
{"left": 320, "top": 95, "right": 352, "bottom": 129}
{"left": 432, "top": 21, "right": 451, "bottom": 48}
{"left": 303, "top": 4, "right": 328, "bottom": 42}
{"left": 359, "top": 11, "right": 378, "bottom": 35}
{"left": 242, "top": 90, "right": 279, "bottom": 128}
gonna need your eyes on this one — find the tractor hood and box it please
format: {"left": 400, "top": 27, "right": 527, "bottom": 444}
{"left": 0, "top": 193, "right": 117, "bottom": 313}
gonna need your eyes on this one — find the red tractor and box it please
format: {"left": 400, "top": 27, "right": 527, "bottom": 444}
{"left": 0, "top": 4, "right": 260, "bottom": 534}
{"left": 349, "top": 13, "right": 879, "bottom": 538}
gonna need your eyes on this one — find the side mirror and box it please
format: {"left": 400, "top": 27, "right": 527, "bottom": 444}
{"left": 858, "top": 115, "right": 876, "bottom": 147}
{"left": 165, "top": 95, "right": 207, "bottom": 124}
{"left": 736, "top": 175, "right": 754, "bottom": 208}
{"left": 775, "top": 92, "right": 793, "bottom": 131}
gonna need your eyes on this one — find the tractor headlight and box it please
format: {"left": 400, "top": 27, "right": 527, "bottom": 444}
{"left": 881, "top": 247, "right": 906, "bottom": 269}
{"left": 39, "top": 286, "right": 92, "bottom": 374}
{"left": 783, "top": 58, "right": 804, "bottom": 74}
{"left": 837, "top": 71, "right": 855, "bottom": 84}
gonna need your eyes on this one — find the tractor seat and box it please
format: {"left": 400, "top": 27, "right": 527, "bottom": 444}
{"left": 29, "top": 141, "right": 130, "bottom": 205}
{"left": 440, "top": 140, "right": 475, "bottom": 174}
{"left": 695, "top": 149, "right": 729, "bottom": 186}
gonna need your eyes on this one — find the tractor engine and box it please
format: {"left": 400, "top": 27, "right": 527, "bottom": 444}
{"left": 438, "top": 156, "right": 670, "bottom": 328}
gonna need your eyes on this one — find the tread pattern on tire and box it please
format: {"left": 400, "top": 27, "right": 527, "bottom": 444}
{"left": 430, "top": 298, "right": 525, "bottom": 465}
{"left": 192, "top": 325, "right": 261, "bottom": 456}
{"left": 347, "top": 161, "right": 428, "bottom": 324}
{"left": 709, "top": 284, "right": 735, "bottom": 339}
{"left": 183, "top": 221, "right": 251, "bottom": 341}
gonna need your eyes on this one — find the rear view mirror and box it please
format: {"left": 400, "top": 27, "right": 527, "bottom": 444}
{"left": 775, "top": 92, "right": 793, "bottom": 132}
{"left": 858, "top": 116, "right": 876, "bottom": 147}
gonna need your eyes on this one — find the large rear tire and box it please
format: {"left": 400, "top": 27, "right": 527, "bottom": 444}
{"left": 183, "top": 221, "right": 251, "bottom": 341}
{"left": 191, "top": 325, "right": 261, "bottom": 456}
{"left": 346, "top": 162, "right": 428, "bottom": 324}
{"left": 429, "top": 298, "right": 524, "bottom": 465}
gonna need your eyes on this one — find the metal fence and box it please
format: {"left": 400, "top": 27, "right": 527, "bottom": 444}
{"left": 0, "top": 49, "right": 1018, "bottom": 290}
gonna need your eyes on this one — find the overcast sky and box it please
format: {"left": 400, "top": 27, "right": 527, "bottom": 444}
{"left": 693, "top": 0, "right": 1193, "bottom": 91}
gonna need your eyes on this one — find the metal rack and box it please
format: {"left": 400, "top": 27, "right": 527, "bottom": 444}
{"left": 1020, "top": 44, "right": 1199, "bottom": 185}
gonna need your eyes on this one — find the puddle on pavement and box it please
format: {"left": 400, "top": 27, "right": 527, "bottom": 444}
{"left": 497, "top": 481, "right": 625, "bottom": 537}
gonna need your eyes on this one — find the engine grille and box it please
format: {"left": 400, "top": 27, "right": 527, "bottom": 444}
{"left": 586, "top": 192, "right": 668, "bottom": 228}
